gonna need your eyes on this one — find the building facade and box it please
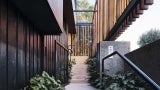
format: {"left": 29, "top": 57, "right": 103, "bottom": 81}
{"left": 0, "top": 0, "right": 75, "bottom": 89}
{"left": 92, "top": 0, "right": 153, "bottom": 56}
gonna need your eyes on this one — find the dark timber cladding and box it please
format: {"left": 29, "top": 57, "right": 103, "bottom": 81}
{"left": 0, "top": 0, "right": 74, "bottom": 89}
{"left": 0, "top": 0, "right": 42, "bottom": 89}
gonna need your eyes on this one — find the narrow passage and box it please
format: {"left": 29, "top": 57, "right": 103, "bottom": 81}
{"left": 65, "top": 56, "right": 98, "bottom": 90}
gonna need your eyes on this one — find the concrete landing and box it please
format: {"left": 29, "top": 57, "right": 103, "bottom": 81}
{"left": 65, "top": 56, "right": 98, "bottom": 90}
{"left": 65, "top": 83, "right": 98, "bottom": 90}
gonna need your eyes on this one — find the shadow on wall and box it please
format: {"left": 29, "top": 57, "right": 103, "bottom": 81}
{"left": 125, "top": 39, "right": 160, "bottom": 86}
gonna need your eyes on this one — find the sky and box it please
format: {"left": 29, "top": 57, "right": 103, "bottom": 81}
{"left": 116, "top": 0, "right": 160, "bottom": 51}
{"left": 88, "top": 0, "right": 96, "bottom": 5}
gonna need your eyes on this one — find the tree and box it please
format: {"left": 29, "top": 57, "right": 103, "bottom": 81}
{"left": 137, "top": 29, "right": 160, "bottom": 47}
{"left": 76, "top": 0, "right": 94, "bottom": 22}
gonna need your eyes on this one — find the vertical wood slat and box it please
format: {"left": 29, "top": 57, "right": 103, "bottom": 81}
{"left": 34, "top": 31, "right": 37, "bottom": 75}
{"left": 82, "top": 26, "right": 84, "bottom": 55}
{"left": 1, "top": 0, "right": 69, "bottom": 88}
{"left": 99, "top": 0, "right": 102, "bottom": 41}
{"left": 0, "top": 0, "right": 7, "bottom": 89}
{"left": 97, "top": 0, "right": 99, "bottom": 43}
{"left": 37, "top": 35, "right": 40, "bottom": 74}
{"left": 17, "top": 15, "right": 25, "bottom": 88}
{"left": 49, "top": 36, "right": 51, "bottom": 74}
{"left": 29, "top": 27, "right": 33, "bottom": 78}
{"left": 8, "top": 3, "right": 17, "bottom": 89}
{"left": 32, "top": 28, "right": 35, "bottom": 75}
{"left": 102, "top": 0, "right": 105, "bottom": 40}
{"left": 84, "top": 26, "right": 86, "bottom": 55}
{"left": 45, "top": 36, "right": 47, "bottom": 72}
{"left": 0, "top": 0, "right": 44, "bottom": 89}
{"left": 73, "top": 25, "right": 93, "bottom": 56}
{"left": 96, "top": 5, "right": 98, "bottom": 44}
{"left": 44, "top": 36, "right": 46, "bottom": 72}
{"left": 95, "top": 5, "right": 97, "bottom": 44}
{"left": 47, "top": 36, "right": 49, "bottom": 72}
{"left": 50, "top": 36, "right": 52, "bottom": 74}
{"left": 26, "top": 22, "right": 30, "bottom": 83}
{"left": 113, "top": 0, "right": 116, "bottom": 25}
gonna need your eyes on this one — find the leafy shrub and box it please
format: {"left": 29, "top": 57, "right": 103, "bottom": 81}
{"left": 103, "top": 72, "right": 154, "bottom": 90}
{"left": 87, "top": 57, "right": 155, "bottom": 90}
{"left": 137, "top": 29, "right": 160, "bottom": 47}
{"left": 68, "top": 59, "right": 76, "bottom": 80}
{"left": 86, "top": 57, "right": 99, "bottom": 86}
{"left": 22, "top": 71, "right": 63, "bottom": 90}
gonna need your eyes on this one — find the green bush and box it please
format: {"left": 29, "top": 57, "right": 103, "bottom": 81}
{"left": 22, "top": 71, "right": 63, "bottom": 90}
{"left": 68, "top": 59, "right": 76, "bottom": 80}
{"left": 138, "top": 29, "right": 160, "bottom": 47}
{"left": 86, "top": 57, "right": 99, "bottom": 86}
{"left": 87, "top": 57, "right": 155, "bottom": 90}
{"left": 103, "top": 72, "right": 154, "bottom": 90}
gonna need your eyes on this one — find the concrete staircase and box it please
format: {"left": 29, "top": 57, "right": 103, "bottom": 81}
{"left": 70, "top": 56, "right": 89, "bottom": 83}
{"left": 65, "top": 56, "right": 98, "bottom": 90}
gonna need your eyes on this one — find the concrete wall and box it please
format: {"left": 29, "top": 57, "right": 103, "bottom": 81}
{"left": 125, "top": 39, "right": 160, "bottom": 86}
{"left": 98, "top": 41, "right": 130, "bottom": 76}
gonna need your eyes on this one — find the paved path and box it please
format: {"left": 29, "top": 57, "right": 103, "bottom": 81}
{"left": 65, "top": 56, "right": 98, "bottom": 90}
{"left": 65, "top": 83, "right": 98, "bottom": 90}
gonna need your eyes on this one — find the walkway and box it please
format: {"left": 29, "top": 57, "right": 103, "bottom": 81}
{"left": 65, "top": 56, "right": 98, "bottom": 90}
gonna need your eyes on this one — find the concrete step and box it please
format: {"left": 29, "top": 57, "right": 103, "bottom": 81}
{"left": 65, "top": 83, "right": 98, "bottom": 90}
{"left": 72, "top": 76, "right": 89, "bottom": 80}
{"left": 70, "top": 79, "right": 88, "bottom": 83}
{"left": 70, "top": 56, "right": 89, "bottom": 83}
{"left": 65, "top": 56, "right": 98, "bottom": 90}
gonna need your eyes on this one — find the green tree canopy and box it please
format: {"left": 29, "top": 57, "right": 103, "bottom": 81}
{"left": 137, "top": 29, "right": 160, "bottom": 47}
{"left": 76, "top": 0, "right": 94, "bottom": 22}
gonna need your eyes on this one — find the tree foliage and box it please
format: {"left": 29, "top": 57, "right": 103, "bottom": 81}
{"left": 137, "top": 29, "right": 160, "bottom": 47}
{"left": 76, "top": 0, "right": 94, "bottom": 22}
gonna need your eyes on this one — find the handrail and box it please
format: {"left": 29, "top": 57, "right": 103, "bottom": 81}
{"left": 101, "top": 51, "right": 160, "bottom": 90}
{"left": 54, "top": 40, "right": 69, "bottom": 83}
{"left": 55, "top": 40, "right": 69, "bottom": 51}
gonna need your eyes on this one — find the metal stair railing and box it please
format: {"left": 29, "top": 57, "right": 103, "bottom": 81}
{"left": 54, "top": 40, "right": 69, "bottom": 84}
{"left": 101, "top": 51, "right": 160, "bottom": 90}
